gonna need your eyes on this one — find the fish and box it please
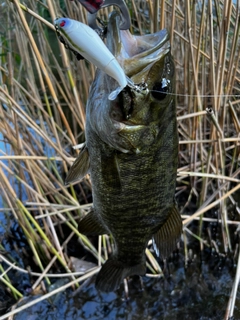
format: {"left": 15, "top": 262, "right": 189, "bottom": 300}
{"left": 65, "top": 11, "right": 182, "bottom": 292}
{"left": 54, "top": 17, "right": 136, "bottom": 100}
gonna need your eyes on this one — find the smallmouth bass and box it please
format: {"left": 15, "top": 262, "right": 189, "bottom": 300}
{"left": 66, "top": 11, "right": 182, "bottom": 292}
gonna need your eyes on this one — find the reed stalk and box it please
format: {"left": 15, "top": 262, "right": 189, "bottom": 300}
{"left": 0, "top": 0, "right": 239, "bottom": 317}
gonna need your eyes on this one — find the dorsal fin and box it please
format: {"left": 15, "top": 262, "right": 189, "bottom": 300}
{"left": 65, "top": 144, "right": 90, "bottom": 185}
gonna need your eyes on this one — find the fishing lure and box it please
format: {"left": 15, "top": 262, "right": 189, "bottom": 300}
{"left": 54, "top": 17, "right": 135, "bottom": 100}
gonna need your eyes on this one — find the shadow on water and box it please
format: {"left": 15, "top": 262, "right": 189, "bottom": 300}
{"left": 10, "top": 247, "right": 240, "bottom": 320}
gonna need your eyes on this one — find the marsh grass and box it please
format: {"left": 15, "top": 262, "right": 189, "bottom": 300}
{"left": 0, "top": 0, "right": 239, "bottom": 318}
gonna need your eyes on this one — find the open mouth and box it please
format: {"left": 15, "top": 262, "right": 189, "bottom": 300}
{"left": 107, "top": 11, "right": 171, "bottom": 77}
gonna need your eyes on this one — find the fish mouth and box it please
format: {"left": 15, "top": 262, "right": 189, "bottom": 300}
{"left": 106, "top": 11, "right": 170, "bottom": 80}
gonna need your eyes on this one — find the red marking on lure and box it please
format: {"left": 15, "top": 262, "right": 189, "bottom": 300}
{"left": 60, "top": 20, "right": 66, "bottom": 27}
{"left": 76, "top": 0, "right": 104, "bottom": 13}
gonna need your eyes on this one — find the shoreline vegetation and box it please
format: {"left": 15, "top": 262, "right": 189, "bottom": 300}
{"left": 0, "top": 0, "right": 239, "bottom": 319}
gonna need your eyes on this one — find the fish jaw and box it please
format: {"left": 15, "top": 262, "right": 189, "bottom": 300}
{"left": 104, "top": 10, "right": 171, "bottom": 100}
{"left": 106, "top": 11, "right": 170, "bottom": 78}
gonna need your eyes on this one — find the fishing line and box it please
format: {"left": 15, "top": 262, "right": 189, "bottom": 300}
{"left": 148, "top": 89, "right": 240, "bottom": 99}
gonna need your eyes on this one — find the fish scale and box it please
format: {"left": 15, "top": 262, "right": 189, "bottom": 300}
{"left": 65, "top": 11, "right": 182, "bottom": 292}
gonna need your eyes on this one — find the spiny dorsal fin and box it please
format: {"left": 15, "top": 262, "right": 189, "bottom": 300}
{"left": 153, "top": 205, "right": 182, "bottom": 259}
{"left": 65, "top": 144, "right": 89, "bottom": 185}
{"left": 78, "top": 208, "right": 109, "bottom": 236}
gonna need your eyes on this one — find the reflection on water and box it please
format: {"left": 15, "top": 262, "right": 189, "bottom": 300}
{"left": 12, "top": 250, "right": 239, "bottom": 320}
{"left": 0, "top": 109, "right": 59, "bottom": 237}
{"left": 0, "top": 131, "right": 12, "bottom": 235}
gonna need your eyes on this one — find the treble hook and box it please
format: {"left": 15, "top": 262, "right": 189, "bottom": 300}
{"left": 74, "top": 0, "right": 131, "bottom": 31}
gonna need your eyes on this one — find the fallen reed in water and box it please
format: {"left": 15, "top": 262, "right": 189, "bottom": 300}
{"left": 0, "top": 0, "right": 239, "bottom": 318}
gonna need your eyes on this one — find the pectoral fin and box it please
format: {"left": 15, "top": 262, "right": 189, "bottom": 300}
{"left": 78, "top": 208, "right": 109, "bottom": 236}
{"left": 153, "top": 205, "right": 182, "bottom": 259}
{"left": 65, "top": 144, "right": 89, "bottom": 185}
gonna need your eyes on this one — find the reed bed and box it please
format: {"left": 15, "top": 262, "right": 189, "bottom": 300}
{"left": 0, "top": 0, "right": 239, "bottom": 319}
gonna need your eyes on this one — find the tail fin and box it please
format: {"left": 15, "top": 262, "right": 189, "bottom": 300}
{"left": 95, "top": 258, "right": 146, "bottom": 292}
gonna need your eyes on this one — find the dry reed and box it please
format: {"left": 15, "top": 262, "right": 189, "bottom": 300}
{"left": 0, "top": 0, "right": 239, "bottom": 318}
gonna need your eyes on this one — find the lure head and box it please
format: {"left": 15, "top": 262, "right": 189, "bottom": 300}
{"left": 54, "top": 17, "right": 74, "bottom": 33}
{"left": 54, "top": 17, "right": 74, "bottom": 45}
{"left": 54, "top": 17, "right": 87, "bottom": 60}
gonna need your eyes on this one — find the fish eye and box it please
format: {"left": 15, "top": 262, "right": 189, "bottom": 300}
{"left": 151, "top": 78, "right": 170, "bottom": 100}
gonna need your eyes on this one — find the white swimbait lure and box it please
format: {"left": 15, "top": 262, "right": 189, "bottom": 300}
{"left": 54, "top": 17, "right": 135, "bottom": 100}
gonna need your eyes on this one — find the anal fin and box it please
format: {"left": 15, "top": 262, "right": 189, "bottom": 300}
{"left": 78, "top": 208, "right": 109, "bottom": 236}
{"left": 96, "top": 258, "right": 146, "bottom": 292}
{"left": 153, "top": 204, "right": 182, "bottom": 259}
{"left": 65, "top": 144, "right": 89, "bottom": 185}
